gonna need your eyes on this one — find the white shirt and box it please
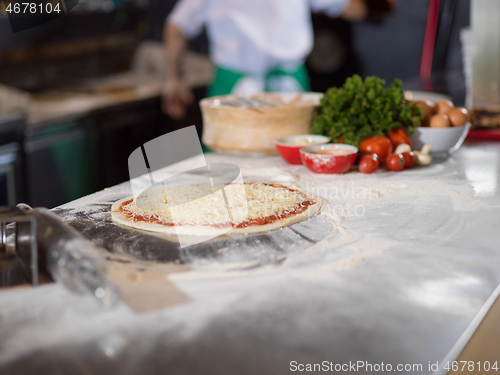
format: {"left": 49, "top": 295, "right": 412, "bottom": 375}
{"left": 168, "top": 0, "right": 349, "bottom": 76}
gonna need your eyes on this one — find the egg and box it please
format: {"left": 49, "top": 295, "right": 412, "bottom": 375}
{"left": 448, "top": 107, "right": 470, "bottom": 127}
{"left": 429, "top": 113, "right": 451, "bottom": 128}
{"left": 413, "top": 100, "right": 436, "bottom": 126}
{"left": 435, "top": 99, "right": 454, "bottom": 114}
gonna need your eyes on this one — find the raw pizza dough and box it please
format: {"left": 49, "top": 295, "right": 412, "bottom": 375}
{"left": 111, "top": 183, "right": 324, "bottom": 236}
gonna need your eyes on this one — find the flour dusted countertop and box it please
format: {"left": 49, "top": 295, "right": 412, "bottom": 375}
{"left": 1, "top": 141, "right": 500, "bottom": 374}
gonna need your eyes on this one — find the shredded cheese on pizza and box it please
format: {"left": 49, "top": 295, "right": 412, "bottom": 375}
{"left": 120, "top": 183, "right": 314, "bottom": 227}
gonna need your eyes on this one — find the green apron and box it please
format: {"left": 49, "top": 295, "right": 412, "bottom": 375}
{"left": 207, "top": 64, "right": 311, "bottom": 97}
{"left": 203, "top": 65, "right": 310, "bottom": 153}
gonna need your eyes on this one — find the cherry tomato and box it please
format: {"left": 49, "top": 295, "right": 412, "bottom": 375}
{"left": 337, "top": 136, "right": 345, "bottom": 143}
{"left": 386, "top": 153, "right": 404, "bottom": 171}
{"left": 358, "top": 135, "right": 393, "bottom": 163}
{"left": 358, "top": 153, "right": 379, "bottom": 174}
{"left": 387, "top": 127, "right": 412, "bottom": 149}
{"left": 401, "top": 151, "right": 415, "bottom": 168}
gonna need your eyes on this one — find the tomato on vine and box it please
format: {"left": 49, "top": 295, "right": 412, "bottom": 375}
{"left": 386, "top": 153, "right": 404, "bottom": 171}
{"left": 359, "top": 135, "right": 393, "bottom": 163}
{"left": 388, "top": 127, "right": 412, "bottom": 149}
{"left": 358, "top": 153, "right": 379, "bottom": 174}
{"left": 401, "top": 151, "right": 415, "bottom": 168}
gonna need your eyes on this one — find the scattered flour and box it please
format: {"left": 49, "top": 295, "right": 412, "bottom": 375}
{"left": 53, "top": 153, "right": 482, "bottom": 277}
{"left": 197, "top": 153, "right": 481, "bottom": 274}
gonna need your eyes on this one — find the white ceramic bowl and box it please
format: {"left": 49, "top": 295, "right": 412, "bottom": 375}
{"left": 410, "top": 123, "right": 471, "bottom": 156}
{"left": 275, "top": 134, "right": 331, "bottom": 146}
{"left": 275, "top": 134, "right": 330, "bottom": 164}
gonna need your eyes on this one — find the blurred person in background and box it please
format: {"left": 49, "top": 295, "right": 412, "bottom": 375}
{"left": 162, "top": 0, "right": 368, "bottom": 119}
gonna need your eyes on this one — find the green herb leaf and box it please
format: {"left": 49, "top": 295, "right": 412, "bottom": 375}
{"left": 311, "top": 75, "right": 422, "bottom": 146}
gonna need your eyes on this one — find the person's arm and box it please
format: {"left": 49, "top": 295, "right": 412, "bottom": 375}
{"left": 340, "top": 0, "right": 368, "bottom": 21}
{"left": 310, "top": 0, "right": 368, "bottom": 22}
{"left": 162, "top": 22, "right": 194, "bottom": 119}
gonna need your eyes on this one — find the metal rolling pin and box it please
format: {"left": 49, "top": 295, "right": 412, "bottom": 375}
{"left": 16, "top": 204, "right": 120, "bottom": 308}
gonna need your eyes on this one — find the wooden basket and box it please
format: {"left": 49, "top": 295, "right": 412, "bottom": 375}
{"left": 200, "top": 92, "right": 322, "bottom": 156}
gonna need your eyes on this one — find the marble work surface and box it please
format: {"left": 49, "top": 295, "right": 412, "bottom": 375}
{"left": 1, "top": 141, "right": 500, "bottom": 375}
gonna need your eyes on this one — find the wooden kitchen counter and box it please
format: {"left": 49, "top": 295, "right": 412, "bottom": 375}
{"left": 26, "top": 50, "right": 213, "bottom": 127}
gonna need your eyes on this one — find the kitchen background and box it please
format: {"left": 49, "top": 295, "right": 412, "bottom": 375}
{"left": 0, "top": 0, "right": 470, "bottom": 208}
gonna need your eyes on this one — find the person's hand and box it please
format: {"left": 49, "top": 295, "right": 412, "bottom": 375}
{"left": 162, "top": 77, "right": 194, "bottom": 120}
{"left": 341, "top": 0, "right": 368, "bottom": 21}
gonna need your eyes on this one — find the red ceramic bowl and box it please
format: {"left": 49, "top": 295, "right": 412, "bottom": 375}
{"left": 275, "top": 135, "right": 330, "bottom": 164}
{"left": 300, "top": 144, "right": 358, "bottom": 174}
